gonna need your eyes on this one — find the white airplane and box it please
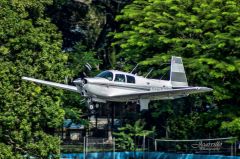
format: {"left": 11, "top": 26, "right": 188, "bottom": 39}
{"left": 22, "top": 56, "right": 212, "bottom": 110}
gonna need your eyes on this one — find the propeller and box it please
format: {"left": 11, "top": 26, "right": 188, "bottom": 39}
{"left": 73, "top": 78, "right": 87, "bottom": 96}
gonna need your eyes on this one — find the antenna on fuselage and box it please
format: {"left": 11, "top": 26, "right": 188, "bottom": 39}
{"left": 130, "top": 64, "right": 139, "bottom": 74}
{"left": 158, "top": 63, "right": 171, "bottom": 80}
{"left": 145, "top": 68, "right": 154, "bottom": 78}
{"left": 159, "top": 71, "right": 168, "bottom": 80}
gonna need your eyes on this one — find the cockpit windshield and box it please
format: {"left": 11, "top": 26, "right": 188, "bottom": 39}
{"left": 96, "top": 71, "right": 113, "bottom": 81}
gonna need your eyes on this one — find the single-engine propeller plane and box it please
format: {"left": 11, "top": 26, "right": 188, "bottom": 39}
{"left": 22, "top": 56, "right": 212, "bottom": 110}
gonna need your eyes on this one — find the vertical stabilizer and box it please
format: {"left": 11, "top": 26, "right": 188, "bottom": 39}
{"left": 170, "top": 56, "right": 188, "bottom": 87}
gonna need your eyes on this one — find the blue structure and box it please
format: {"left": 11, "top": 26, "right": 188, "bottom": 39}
{"left": 61, "top": 152, "right": 240, "bottom": 159}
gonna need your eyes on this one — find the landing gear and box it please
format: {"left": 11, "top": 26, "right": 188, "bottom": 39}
{"left": 87, "top": 98, "right": 99, "bottom": 114}
{"left": 87, "top": 102, "right": 100, "bottom": 115}
{"left": 85, "top": 100, "right": 115, "bottom": 142}
{"left": 86, "top": 99, "right": 101, "bottom": 130}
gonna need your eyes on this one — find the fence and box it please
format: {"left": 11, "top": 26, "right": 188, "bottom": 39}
{"left": 61, "top": 136, "right": 240, "bottom": 158}
{"left": 83, "top": 137, "right": 115, "bottom": 159}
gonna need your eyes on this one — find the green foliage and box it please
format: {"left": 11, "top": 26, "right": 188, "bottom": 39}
{"left": 114, "top": 119, "right": 155, "bottom": 150}
{"left": 68, "top": 42, "right": 101, "bottom": 76}
{"left": 113, "top": 0, "right": 240, "bottom": 101}
{"left": 113, "top": 0, "right": 240, "bottom": 139}
{"left": 167, "top": 113, "right": 201, "bottom": 139}
{"left": 0, "top": 0, "right": 70, "bottom": 157}
{"left": 114, "top": 131, "right": 135, "bottom": 150}
{"left": 25, "top": 131, "right": 61, "bottom": 158}
{"left": 0, "top": 143, "right": 16, "bottom": 159}
{"left": 221, "top": 118, "right": 240, "bottom": 138}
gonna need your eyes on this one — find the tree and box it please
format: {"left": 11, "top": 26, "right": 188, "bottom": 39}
{"left": 112, "top": 0, "right": 240, "bottom": 139}
{"left": 49, "top": 0, "right": 132, "bottom": 68}
{"left": 113, "top": 0, "right": 240, "bottom": 101}
{"left": 114, "top": 119, "right": 154, "bottom": 151}
{"left": 68, "top": 42, "right": 101, "bottom": 77}
{"left": 0, "top": 0, "right": 71, "bottom": 157}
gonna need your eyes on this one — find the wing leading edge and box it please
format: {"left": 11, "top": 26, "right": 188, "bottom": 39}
{"left": 22, "top": 77, "right": 79, "bottom": 93}
{"left": 109, "top": 87, "right": 213, "bottom": 100}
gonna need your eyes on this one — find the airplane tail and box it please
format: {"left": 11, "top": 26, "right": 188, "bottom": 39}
{"left": 170, "top": 56, "right": 188, "bottom": 88}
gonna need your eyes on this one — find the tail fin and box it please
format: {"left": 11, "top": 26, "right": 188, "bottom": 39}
{"left": 170, "top": 56, "right": 188, "bottom": 87}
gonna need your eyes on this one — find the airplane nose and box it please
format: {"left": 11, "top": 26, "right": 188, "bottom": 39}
{"left": 73, "top": 78, "right": 87, "bottom": 96}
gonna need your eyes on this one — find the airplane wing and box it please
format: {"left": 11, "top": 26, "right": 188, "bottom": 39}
{"left": 22, "top": 77, "right": 79, "bottom": 93}
{"left": 110, "top": 87, "right": 212, "bottom": 100}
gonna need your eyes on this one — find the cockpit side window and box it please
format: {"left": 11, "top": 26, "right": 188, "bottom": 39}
{"left": 126, "top": 75, "right": 135, "bottom": 83}
{"left": 114, "top": 74, "right": 125, "bottom": 82}
{"left": 96, "top": 71, "right": 113, "bottom": 81}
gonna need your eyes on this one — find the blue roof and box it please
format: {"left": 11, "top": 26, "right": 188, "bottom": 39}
{"left": 63, "top": 119, "right": 84, "bottom": 129}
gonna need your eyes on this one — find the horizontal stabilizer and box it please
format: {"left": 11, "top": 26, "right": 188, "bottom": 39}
{"left": 22, "top": 77, "right": 79, "bottom": 93}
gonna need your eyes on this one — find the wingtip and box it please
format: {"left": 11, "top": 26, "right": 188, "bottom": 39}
{"left": 22, "top": 76, "right": 29, "bottom": 80}
{"left": 203, "top": 87, "right": 213, "bottom": 92}
{"left": 195, "top": 87, "right": 213, "bottom": 92}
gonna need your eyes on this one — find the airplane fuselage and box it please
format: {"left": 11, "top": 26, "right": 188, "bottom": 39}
{"left": 22, "top": 56, "right": 212, "bottom": 110}
{"left": 75, "top": 70, "right": 179, "bottom": 103}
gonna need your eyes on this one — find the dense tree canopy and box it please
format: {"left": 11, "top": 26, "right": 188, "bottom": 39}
{"left": 113, "top": 0, "right": 240, "bottom": 139}
{"left": 113, "top": 0, "right": 240, "bottom": 100}
{"left": 0, "top": 0, "right": 71, "bottom": 158}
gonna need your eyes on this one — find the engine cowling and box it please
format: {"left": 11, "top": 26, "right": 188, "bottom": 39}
{"left": 73, "top": 78, "right": 88, "bottom": 96}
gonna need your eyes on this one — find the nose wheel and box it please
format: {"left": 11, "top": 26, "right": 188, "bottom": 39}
{"left": 88, "top": 104, "right": 94, "bottom": 110}
{"left": 86, "top": 102, "right": 100, "bottom": 129}
{"left": 86, "top": 99, "right": 99, "bottom": 117}
{"left": 87, "top": 101, "right": 100, "bottom": 114}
